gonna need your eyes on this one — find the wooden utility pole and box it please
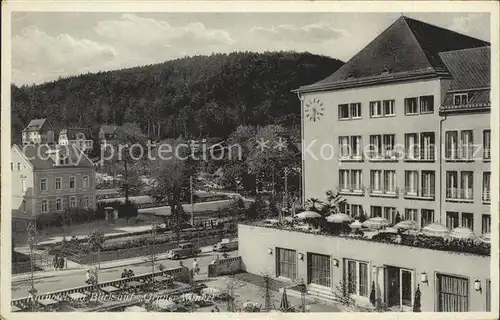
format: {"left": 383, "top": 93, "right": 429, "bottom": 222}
{"left": 190, "top": 176, "right": 195, "bottom": 226}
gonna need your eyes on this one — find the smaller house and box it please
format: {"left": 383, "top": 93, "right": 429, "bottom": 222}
{"left": 58, "top": 128, "right": 93, "bottom": 153}
{"left": 22, "top": 118, "right": 55, "bottom": 145}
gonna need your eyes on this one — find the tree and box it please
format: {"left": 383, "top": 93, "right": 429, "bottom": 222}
{"left": 323, "top": 190, "right": 347, "bottom": 216}
{"left": 113, "top": 122, "right": 148, "bottom": 203}
{"left": 143, "top": 223, "right": 163, "bottom": 289}
{"left": 86, "top": 228, "right": 105, "bottom": 286}
{"left": 224, "top": 274, "right": 247, "bottom": 312}
{"left": 258, "top": 271, "right": 275, "bottom": 311}
{"left": 119, "top": 201, "right": 139, "bottom": 223}
{"left": 27, "top": 220, "right": 39, "bottom": 311}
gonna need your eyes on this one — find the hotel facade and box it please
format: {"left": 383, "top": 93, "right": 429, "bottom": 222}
{"left": 239, "top": 16, "right": 493, "bottom": 312}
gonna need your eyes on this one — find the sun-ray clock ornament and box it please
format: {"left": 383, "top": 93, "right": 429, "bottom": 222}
{"left": 305, "top": 97, "right": 325, "bottom": 122}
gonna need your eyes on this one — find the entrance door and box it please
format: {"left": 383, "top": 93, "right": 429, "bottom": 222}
{"left": 386, "top": 266, "right": 413, "bottom": 308}
{"left": 437, "top": 274, "right": 469, "bottom": 312}
{"left": 307, "top": 253, "right": 331, "bottom": 287}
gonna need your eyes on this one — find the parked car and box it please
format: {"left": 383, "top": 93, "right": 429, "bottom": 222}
{"left": 166, "top": 242, "right": 201, "bottom": 260}
{"left": 213, "top": 238, "right": 238, "bottom": 252}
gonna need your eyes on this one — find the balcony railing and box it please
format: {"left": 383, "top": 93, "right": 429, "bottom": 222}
{"left": 446, "top": 188, "right": 474, "bottom": 201}
{"left": 404, "top": 147, "right": 435, "bottom": 161}
{"left": 403, "top": 187, "right": 435, "bottom": 199}
{"left": 337, "top": 185, "right": 365, "bottom": 195}
{"left": 367, "top": 150, "right": 399, "bottom": 161}
{"left": 482, "top": 190, "right": 491, "bottom": 203}
{"left": 339, "top": 153, "right": 363, "bottom": 161}
{"left": 367, "top": 187, "right": 399, "bottom": 197}
{"left": 445, "top": 146, "right": 476, "bottom": 161}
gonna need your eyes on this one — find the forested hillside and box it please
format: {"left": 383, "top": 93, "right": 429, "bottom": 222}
{"left": 11, "top": 51, "right": 343, "bottom": 143}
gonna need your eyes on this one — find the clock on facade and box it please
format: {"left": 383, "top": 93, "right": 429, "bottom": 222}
{"left": 305, "top": 97, "right": 325, "bottom": 122}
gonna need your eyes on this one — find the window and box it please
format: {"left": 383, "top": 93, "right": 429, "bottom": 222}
{"left": 371, "top": 206, "right": 382, "bottom": 218}
{"left": 383, "top": 207, "right": 397, "bottom": 224}
{"left": 446, "top": 212, "right": 459, "bottom": 229}
{"left": 419, "top": 95, "right": 434, "bottom": 113}
{"left": 369, "top": 134, "right": 395, "bottom": 159}
{"left": 351, "top": 205, "right": 363, "bottom": 217}
{"left": 55, "top": 177, "right": 62, "bottom": 190}
{"left": 483, "top": 130, "right": 491, "bottom": 160}
{"left": 345, "top": 259, "right": 369, "bottom": 297}
{"left": 453, "top": 93, "right": 468, "bottom": 106}
{"left": 383, "top": 170, "right": 396, "bottom": 193}
{"left": 69, "top": 176, "right": 76, "bottom": 189}
{"left": 369, "top": 101, "right": 382, "bottom": 117}
{"left": 370, "top": 170, "right": 382, "bottom": 192}
{"left": 339, "top": 170, "right": 349, "bottom": 190}
{"left": 405, "top": 133, "right": 418, "bottom": 159}
{"left": 308, "top": 253, "right": 331, "bottom": 287}
{"left": 83, "top": 176, "right": 89, "bottom": 189}
{"left": 460, "top": 130, "right": 473, "bottom": 159}
{"left": 340, "top": 202, "right": 350, "bottom": 215}
{"left": 446, "top": 171, "right": 458, "bottom": 199}
{"left": 445, "top": 131, "right": 458, "bottom": 159}
{"left": 405, "top": 171, "right": 418, "bottom": 196}
{"left": 461, "top": 171, "right": 473, "bottom": 200}
{"left": 17, "top": 163, "right": 21, "bottom": 171}
{"left": 420, "top": 132, "right": 435, "bottom": 160}
{"left": 83, "top": 196, "right": 90, "bottom": 209}
{"left": 339, "top": 136, "right": 362, "bottom": 159}
{"left": 461, "top": 212, "right": 474, "bottom": 229}
{"left": 404, "top": 209, "right": 418, "bottom": 222}
{"left": 421, "top": 171, "right": 435, "bottom": 197}
{"left": 383, "top": 100, "right": 395, "bottom": 116}
{"left": 404, "top": 97, "right": 418, "bottom": 114}
{"left": 21, "top": 179, "right": 27, "bottom": 193}
{"left": 70, "top": 197, "right": 77, "bottom": 208}
{"left": 40, "top": 178, "right": 47, "bottom": 192}
{"left": 351, "top": 170, "right": 362, "bottom": 191}
{"left": 338, "top": 104, "right": 349, "bottom": 119}
{"left": 483, "top": 172, "right": 491, "bottom": 202}
{"left": 276, "top": 248, "right": 296, "bottom": 279}
{"left": 482, "top": 215, "right": 491, "bottom": 234}
{"left": 56, "top": 198, "right": 63, "bottom": 212}
{"left": 11, "top": 163, "right": 13, "bottom": 171}
{"left": 421, "top": 209, "right": 434, "bottom": 227}
{"left": 350, "top": 103, "right": 361, "bottom": 118}
{"left": 41, "top": 200, "right": 49, "bottom": 213}
{"left": 22, "top": 200, "right": 27, "bottom": 213}
{"left": 437, "top": 274, "right": 469, "bottom": 312}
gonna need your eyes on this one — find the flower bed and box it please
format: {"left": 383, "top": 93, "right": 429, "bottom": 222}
{"left": 243, "top": 221, "right": 491, "bottom": 256}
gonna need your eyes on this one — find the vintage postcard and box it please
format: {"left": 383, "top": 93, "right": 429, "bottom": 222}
{"left": 1, "top": 1, "right": 498, "bottom": 319}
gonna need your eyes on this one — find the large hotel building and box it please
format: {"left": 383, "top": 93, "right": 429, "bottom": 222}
{"left": 239, "top": 16, "right": 493, "bottom": 312}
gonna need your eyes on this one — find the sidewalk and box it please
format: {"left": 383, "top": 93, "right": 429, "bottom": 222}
{"left": 12, "top": 245, "right": 214, "bottom": 283}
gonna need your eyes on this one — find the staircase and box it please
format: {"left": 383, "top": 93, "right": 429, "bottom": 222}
{"left": 307, "top": 283, "right": 338, "bottom": 305}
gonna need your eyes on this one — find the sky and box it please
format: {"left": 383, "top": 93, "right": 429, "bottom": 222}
{"left": 10, "top": 12, "right": 490, "bottom": 86}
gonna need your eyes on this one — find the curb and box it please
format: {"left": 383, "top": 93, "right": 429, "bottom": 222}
{"left": 12, "top": 247, "right": 215, "bottom": 283}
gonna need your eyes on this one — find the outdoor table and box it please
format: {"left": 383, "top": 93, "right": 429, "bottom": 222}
{"left": 127, "top": 281, "right": 143, "bottom": 288}
{"left": 38, "top": 298, "right": 59, "bottom": 307}
{"left": 153, "top": 276, "right": 169, "bottom": 282}
{"left": 11, "top": 305, "right": 22, "bottom": 312}
{"left": 68, "top": 292, "right": 88, "bottom": 300}
{"left": 100, "top": 285, "right": 121, "bottom": 294}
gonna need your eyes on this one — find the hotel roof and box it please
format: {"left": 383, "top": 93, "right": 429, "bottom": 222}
{"left": 16, "top": 144, "right": 94, "bottom": 169}
{"left": 297, "top": 15, "right": 490, "bottom": 93}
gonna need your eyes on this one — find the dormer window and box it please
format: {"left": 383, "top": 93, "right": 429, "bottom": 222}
{"left": 453, "top": 93, "right": 469, "bottom": 106}
{"left": 58, "top": 154, "right": 70, "bottom": 165}
{"left": 381, "top": 68, "right": 390, "bottom": 75}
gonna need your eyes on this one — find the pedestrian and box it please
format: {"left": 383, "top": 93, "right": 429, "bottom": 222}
{"left": 52, "top": 255, "right": 58, "bottom": 271}
{"left": 85, "top": 269, "right": 91, "bottom": 285}
{"left": 128, "top": 269, "right": 135, "bottom": 277}
{"left": 121, "top": 269, "right": 127, "bottom": 278}
{"left": 193, "top": 258, "right": 199, "bottom": 275}
{"left": 58, "top": 255, "right": 65, "bottom": 270}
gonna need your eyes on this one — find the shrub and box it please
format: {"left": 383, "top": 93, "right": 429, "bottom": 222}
{"left": 119, "top": 201, "right": 139, "bottom": 222}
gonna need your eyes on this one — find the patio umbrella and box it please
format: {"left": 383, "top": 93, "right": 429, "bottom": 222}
{"left": 450, "top": 227, "right": 476, "bottom": 240}
{"left": 153, "top": 299, "right": 177, "bottom": 310}
{"left": 421, "top": 223, "right": 450, "bottom": 238}
{"left": 326, "top": 213, "right": 354, "bottom": 223}
{"left": 394, "top": 220, "right": 420, "bottom": 231}
{"left": 280, "top": 287, "right": 290, "bottom": 312}
{"left": 362, "top": 217, "right": 390, "bottom": 230}
{"left": 350, "top": 220, "right": 363, "bottom": 229}
{"left": 479, "top": 233, "right": 491, "bottom": 244}
{"left": 125, "top": 305, "right": 147, "bottom": 312}
{"left": 295, "top": 211, "right": 322, "bottom": 220}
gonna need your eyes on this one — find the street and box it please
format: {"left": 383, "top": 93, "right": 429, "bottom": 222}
{"left": 11, "top": 249, "right": 236, "bottom": 299}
